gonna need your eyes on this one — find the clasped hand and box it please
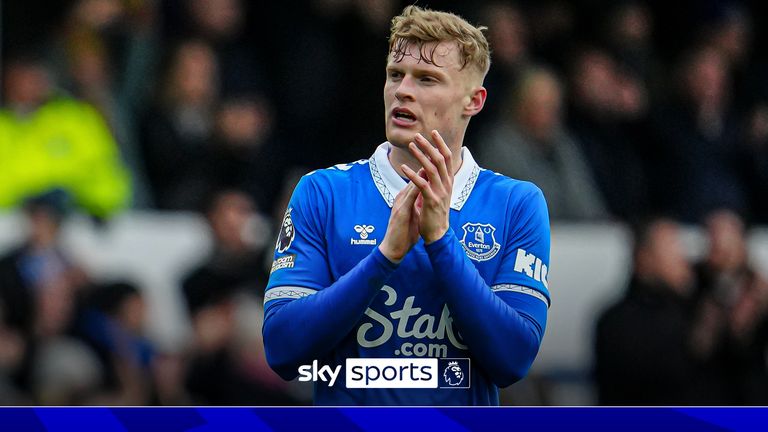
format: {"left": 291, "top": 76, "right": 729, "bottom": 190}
{"left": 379, "top": 130, "right": 454, "bottom": 263}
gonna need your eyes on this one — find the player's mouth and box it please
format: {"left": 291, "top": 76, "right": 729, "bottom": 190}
{"left": 391, "top": 108, "right": 418, "bottom": 127}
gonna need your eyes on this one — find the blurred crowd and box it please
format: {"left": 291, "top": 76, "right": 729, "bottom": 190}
{"left": 1, "top": 0, "right": 768, "bottom": 405}
{"left": 596, "top": 211, "right": 768, "bottom": 405}
{"left": 0, "top": 190, "right": 304, "bottom": 404}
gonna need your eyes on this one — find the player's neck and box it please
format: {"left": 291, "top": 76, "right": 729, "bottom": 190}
{"left": 388, "top": 142, "right": 463, "bottom": 179}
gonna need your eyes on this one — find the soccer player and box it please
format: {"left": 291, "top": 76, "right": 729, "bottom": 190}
{"left": 263, "top": 6, "right": 550, "bottom": 405}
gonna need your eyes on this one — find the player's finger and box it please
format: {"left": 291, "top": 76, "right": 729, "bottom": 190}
{"left": 412, "top": 198, "right": 422, "bottom": 219}
{"left": 393, "top": 181, "right": 412, "bottom": 205}
{"left": 431, "top": 130, "right": 453, "bottom": 179}
{"left": 415, "top": 192, "right": 423, "bottom": 212}
{"left": 413, "top": 133, "right": 449, "bottom": 188}
{"left": 407, "top": 141, "right": 441, "bottom": 188}
{"left": 402, "top": 164, "right": 435, "bottom": 201}
{"left": 402, "top": 180, "right": 420, "bottom": 205}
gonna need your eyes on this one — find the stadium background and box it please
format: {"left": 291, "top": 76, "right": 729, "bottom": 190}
{"left": 1, "top": 0, "right": 768, "bottom": 405}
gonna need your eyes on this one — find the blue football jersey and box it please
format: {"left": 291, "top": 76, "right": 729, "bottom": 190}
{"left": 265, "top": 142, "right": 551, "bottom": 405}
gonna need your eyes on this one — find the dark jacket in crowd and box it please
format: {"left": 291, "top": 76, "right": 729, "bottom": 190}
{"left": 595, "top": 276, "right": 696, "bottom": 405}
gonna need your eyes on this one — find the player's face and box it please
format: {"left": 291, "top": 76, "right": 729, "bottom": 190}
{"left": 384, "top": 41, "right": 479, "bottom": 150}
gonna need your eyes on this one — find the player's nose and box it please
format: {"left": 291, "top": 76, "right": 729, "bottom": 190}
{"left": 395, "top": 75, "right": 416, "bottom": 102}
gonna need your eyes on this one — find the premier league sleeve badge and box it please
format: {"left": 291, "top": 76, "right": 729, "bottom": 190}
{"left": 276, "top": 208, "right": 296, "bottom": 253}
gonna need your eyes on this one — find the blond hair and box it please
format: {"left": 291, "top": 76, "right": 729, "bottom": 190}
{"left": 389, "top": 5, "right": 490, "bottom": 78}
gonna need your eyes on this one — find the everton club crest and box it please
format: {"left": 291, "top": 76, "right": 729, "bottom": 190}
{"left": 459, "top": 222, "right": 501, "bottom": 262}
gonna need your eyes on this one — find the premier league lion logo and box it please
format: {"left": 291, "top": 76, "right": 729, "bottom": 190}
{"left": 459, "top": 222, "right": 501, "bottom": 262}
{"left": 443, "top": 361, "right": 465, "bottom": 386}
{"left": 276, "top": 208, "right": 296, "bottom": 253}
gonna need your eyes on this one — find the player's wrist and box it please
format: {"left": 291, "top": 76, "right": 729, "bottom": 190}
{"left": 423, "top": 225, "right": 449, "bottom": 245}
{"left": 378, "top": 243, "right": 405, "bottom": 264}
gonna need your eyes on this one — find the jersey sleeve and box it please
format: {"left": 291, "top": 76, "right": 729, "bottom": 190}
{"left": 266, "top": 173, "right": 333, "bottom": 298}
{"left": 492, "top": 183, "right": 551, "bottom": 306}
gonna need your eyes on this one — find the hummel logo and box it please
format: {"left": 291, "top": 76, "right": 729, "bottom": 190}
{"left": 354, "top": 224, "right": 375, "bottom": 239}
{"left": 352, "top": 225, "right": 377, "bottom": 245}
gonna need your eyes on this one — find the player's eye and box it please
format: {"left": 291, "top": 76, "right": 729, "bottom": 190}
{"left": 388, "top": 71, "right": 403, "bottom": 79}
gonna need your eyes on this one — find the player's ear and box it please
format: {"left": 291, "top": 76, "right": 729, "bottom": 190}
{"left": 463, "top": 86, "right": 486, "bottom": 117}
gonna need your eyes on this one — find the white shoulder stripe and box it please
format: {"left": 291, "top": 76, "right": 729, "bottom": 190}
{"left": 491, "top": 284, "right": 550, "bottom": 307}
{"left": 264, "top": 286, "right": 318, "bottom": 304}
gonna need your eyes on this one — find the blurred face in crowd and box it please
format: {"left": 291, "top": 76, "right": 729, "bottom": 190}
{"left": 571, "top": 50, "right": 616, "bottom": 114}
{"left": 614, "top": 72, "right": 647, "bottom": 119}
{"left": 194, "top": 301, "right": 236, "bottom": 353}
{"left": 168, "top": 41, "right": 218, "bottom": 106}
{"left": 72, "top": 0, "right": 124, "bottom": 29}
{"left": 191, "top": 0, "right": 243, "bottom": 40}
{"left": 637, "top": 220, "right": 693, "bottom": 294}
{"left": 705, "top": 210, "right": 747, "bottom": 272}
{"left": 69, "top": 45, "right": 110, "bottom": 93}
{"left": 485, "top": 3, "right": 527, "bottom": 67}
{"left": 611, "top": 3, "right": 652, "bottom": 47}
{"left": 117, "top": 293, "right": 146, "bottom": 335}
{"left": 208, "top": 191, "right": 256, "bottom": 252}
{"left": 216, "top": 98, "right": 272, "bottom": 147}
{"left": 683, "top": 47, "right": 728, "bottom": 108}
{"left": 3, "top": 62, "right": 51, "bottom": 111}
{"left": 514, "top": 70, "right": 562, "bottom": 143}
{"left": 710, "top": 9, "right": 751, "bottom": 65}
{"left": 384, "top": 40, "right": 486, "bottom": 151}
{"left": 571, "top": 49, "right": 646, "bottom": 119}
{"left": 26, "top": 206, "right": 62, "bottom": 250}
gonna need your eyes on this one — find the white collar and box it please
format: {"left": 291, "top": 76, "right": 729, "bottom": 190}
{"left": 368, "top": 142, "right": 480, "bottom": 211}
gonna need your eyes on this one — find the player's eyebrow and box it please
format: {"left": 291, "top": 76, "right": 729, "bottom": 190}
{"left": 413, "top": 67, "right": 447, "bottom": 80}
{"left": 386, "top": 63, "right": 449, "bottom": 81}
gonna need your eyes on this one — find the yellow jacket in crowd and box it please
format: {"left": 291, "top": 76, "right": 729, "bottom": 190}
{"left": 0, "top": 98, "right": 131, "bottom": 218}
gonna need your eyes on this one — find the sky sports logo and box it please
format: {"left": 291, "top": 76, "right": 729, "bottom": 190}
{"left": 298, "top": 358, "right": 470, "bottom": 389}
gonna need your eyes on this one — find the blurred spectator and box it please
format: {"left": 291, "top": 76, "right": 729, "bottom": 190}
{"left": 650, "top": 45, "right": 748, "bottom": 223}
{"left": 566, "top": 48, "right": 650, "bottom": 221}
{"left": 477, "top": 67, "right": 607, "bottom": 220}
{"left": 0, "top": 56, "right": 132, "bottom": 218}
{"left": 700, "top": 3, "right": 751, "bottom": 70}
{"left": 140, "top": 37, "right": 284, "bottom": 213}
{"left": 528, "top": 0, "right": 576, "bottom": 71}
{"left": 603, "top": 2, "right": 657, "bottom": 79}
{"left": 208, "top": 95, "right": 287, "bottom": 214}
{"left": 139, "top": 40, "right": 219, "bottom": 210}
{"left": 180, "top": 0, "right": 268, "bottom": 96}
{"left": 51, "top": 0, "right": 158, "bottom": 207}
{"left": 75, "top": 281, "right": 157, "bottom": 405}
{"left": 483, "top": 2, "right": 529, "bottom": 74}
{"left": 569, "top": 47, "right": 650, "bottom": 207}
{"left": 0, "top": 192, "right": 97, "bottom": 404}
{"left": 689, "top": 210, "right": 768, "bottom": 404}
{"left": 180, "top": 190, "right": 300, "bottom": 404}
{"left": 595, "top": 218, "right": 697, "bottom": 405}
{"left": 0, "top": 192, "right": 88, "bottom": 337}
{"left": 741, "top": 103, "right": 768, "bottom": 222}
{"left": 55, "top": 0, "right": 157, "bottom": 118}
{"left": 469, "top": 2, "right": 530, "bottom": 138}
{"left": 184, "top": 191, "right": 270, "bottom": 298}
